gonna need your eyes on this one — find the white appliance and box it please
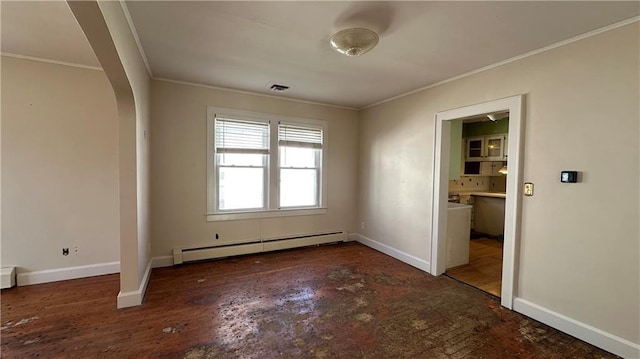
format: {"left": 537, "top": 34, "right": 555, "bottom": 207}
{"left": 446, "top": 203, "right": 472, "bottom": 269}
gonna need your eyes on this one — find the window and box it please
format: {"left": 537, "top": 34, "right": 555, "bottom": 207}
{"left": 279, "top": 124, "right": 323, "bottom": 208}
{"left": 207, "top": 107, "right": 326, "bottom": 220}
{"left": 215, "top": 118, "right": 269, "bottom": 211}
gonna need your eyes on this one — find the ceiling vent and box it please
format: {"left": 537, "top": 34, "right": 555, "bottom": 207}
{"left": 268, "top": 83, "right": 290, "bottom": 92}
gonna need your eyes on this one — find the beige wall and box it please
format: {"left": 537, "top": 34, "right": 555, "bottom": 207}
{"left": 150, "top": 80, "right": 359, "bottom": 256}
{"left": 358, "top": 23, "right": 639, "bottom": 343}
{"left": 1, "top": 56, "right": 119, "bottom": 272}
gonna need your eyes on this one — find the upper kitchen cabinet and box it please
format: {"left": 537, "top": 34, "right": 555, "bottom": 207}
{"left": 463, "top": 116, "right": 509, "bottom": 161}
{"left": 486, "top": 135, "right": 506, "bottom": 161}
{"left": 465, "top": 134, "right": 507, "bottom": 161}
{"left": 466, "top": 136, "right": 484, "bottom": 161}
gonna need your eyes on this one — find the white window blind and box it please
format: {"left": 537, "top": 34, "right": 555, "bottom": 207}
{"left": 215, "top": 118, "right": 269, "bottom": 154}
{"left": 278, "top": 124, "right": 323, "bottom": 149}
{"left": 207, "top": 106, "right": 328, "bottom": 218}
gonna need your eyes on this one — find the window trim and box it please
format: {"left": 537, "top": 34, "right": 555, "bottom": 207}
{"left": 206, "top": 107, "right": 328, "bottom": 221}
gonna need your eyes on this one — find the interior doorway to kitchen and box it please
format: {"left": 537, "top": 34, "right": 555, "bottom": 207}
{"left": 430, "top": 95, "right": 524, "bottom": 309}
{"left": 444, "top": 112, "right": 508, "bottom": 298}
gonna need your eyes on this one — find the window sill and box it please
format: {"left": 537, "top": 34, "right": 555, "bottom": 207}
{"left": 206, "top": 208, "right": 327, "bottom": 222}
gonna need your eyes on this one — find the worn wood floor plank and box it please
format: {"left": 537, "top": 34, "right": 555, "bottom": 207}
{"left": 1, "top": 242, "right": 617, "bottom": 358}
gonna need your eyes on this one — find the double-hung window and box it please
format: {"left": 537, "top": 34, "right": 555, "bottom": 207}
{"left": 215, "top": 118, "right": 269, "bottom": 211}
{"left": 207, "top": 107, "right": 326, "bottom": 220}
{"left": 278, "top": 124, "right": 323, "bottom": 208}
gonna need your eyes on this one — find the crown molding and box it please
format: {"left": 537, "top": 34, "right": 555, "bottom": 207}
{"left": 0, "top": 52, "right": 102, "bottom": 71}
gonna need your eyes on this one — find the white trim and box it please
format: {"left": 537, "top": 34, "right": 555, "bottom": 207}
{"left": 346, "top": 233, "right": 359, "bottom": 242}
{"left": 116, "top": 290, "right": 141, "bottom": 308}
{"left": 1, "top": 267, "right": 16, "bottom": 289}
{"left": 155, "top": 77, "right": 358, "bottom": 111}
{"left": 151, "top": 256, "right": 174, "bottom": 268}
{"left": 0, "top": 52, "right": 103, "bottom": 71}
{"left": 207, "top": 208, "right": 327, "bottom": 222}
{"left": 119, "top": 0, "right": 153, "bottom": 77}
{"left": 431, "top": 95, "right": 524, "bottom": 310}
{"left": 513, "top": 298, "right": 640, "bottom": 359}
{"left": 117, "top": 259, "right": 152, "bottom": 308}
{"left": 354, "top": 234, "right": 430, "bottom": 272}
{"left": 16, "top": 262, "right": 120, "bottom": 286}
{"left": 361, "top": 16, "right": 640, "bottom": 110}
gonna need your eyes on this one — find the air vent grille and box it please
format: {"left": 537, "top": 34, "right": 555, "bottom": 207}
{"left": 268, "top": 83, "right": 290, "bottom": 92}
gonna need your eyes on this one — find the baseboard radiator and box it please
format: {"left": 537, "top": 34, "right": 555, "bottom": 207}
{"left": 173, "top": 231, "right": 347, "bottom": 265}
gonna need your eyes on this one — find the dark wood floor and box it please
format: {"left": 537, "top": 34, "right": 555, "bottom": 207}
{"left": 1, "top": 242, "right": 616, "bottom": 358}
{"left": 446, "top": 238, "right": 503, "bottom": 297}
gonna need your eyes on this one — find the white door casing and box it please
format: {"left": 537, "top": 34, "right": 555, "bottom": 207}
{"left": 430, "top": 95, "right": 524, "bottom": 309}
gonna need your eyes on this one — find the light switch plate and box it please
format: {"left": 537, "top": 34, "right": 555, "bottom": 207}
{"left": 524, "top": 182, "right": 534, "bottom": 196}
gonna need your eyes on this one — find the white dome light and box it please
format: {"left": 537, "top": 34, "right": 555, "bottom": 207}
{"left": 329, "top": 28, "right": 379, "bottom": 57}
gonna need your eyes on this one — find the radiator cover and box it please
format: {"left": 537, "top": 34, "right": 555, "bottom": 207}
{"left": 173, "top": 231, "right": 346, "bottom": 265}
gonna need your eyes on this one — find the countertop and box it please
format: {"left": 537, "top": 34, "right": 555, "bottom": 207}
{"left": 448, "top": 202, "right": 472, "bottom": 209}
{"left": 469, "top": 191, "right": 506, "bottom": 199}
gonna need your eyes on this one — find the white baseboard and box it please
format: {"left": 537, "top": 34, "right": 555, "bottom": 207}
{"left": 117, "top": 259, "right": 152, "bottom": 309}
{"left": 346, "top": 233, "right": 359, "bottom": 242}
{"left": 151, "top": 255, "right": 173, "bottom": 268}
{"left": 1, "top": 267, "right": 16, "bottom": 289}
{"left": 353, "top": 233, "right": 430, "bottom": 272}
{"left": 16, "top": 262, "right": 120, "bottom": 286}
{"left": 513, "top": 298, "right": 640, "bottom": 359}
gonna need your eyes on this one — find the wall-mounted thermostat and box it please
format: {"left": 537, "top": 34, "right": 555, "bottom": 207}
{"left": 561, "top": 171, "right": 578, "bottom": 183}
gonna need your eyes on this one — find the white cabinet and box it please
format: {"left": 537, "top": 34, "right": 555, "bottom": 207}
{"left": 466, "top": 134, "right": 507, "bottom": 161}
{"left": 446, "top": 203, "right": 471, "bottom": 269}
{"left": 465, "top": 137, "right": 485, "bottom": 161}
{"left": 482, "top": 161, "right": 505, "bottom": 176}
{"left": 485, "top": 135, "right": 505, "bottom": 161}
{"left": 472, "top": 195, "right": 506, "bottom": 236}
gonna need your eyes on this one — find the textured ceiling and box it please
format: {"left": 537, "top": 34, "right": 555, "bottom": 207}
{"left": 2, "top": 1, "right": 638, "bottom": 108}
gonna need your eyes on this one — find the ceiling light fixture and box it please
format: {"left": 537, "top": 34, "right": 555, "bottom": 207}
{"left": 486, "top": 112, "right": 509, "bottom": 122}
{"left": 329, "top": 28, "right": 379, "bottom": 57}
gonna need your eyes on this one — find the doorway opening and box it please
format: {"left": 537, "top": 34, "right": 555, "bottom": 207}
{"left": 430, "top": 95, "right": 524, "bottom": 309}
{"left": 446, "top": 237, "right": 503, "bottom": 296}
{"left": 444, "top": 113, "right": 509, "bottom": 298}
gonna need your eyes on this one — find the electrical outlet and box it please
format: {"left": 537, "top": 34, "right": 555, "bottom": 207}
{"left": 62, "top": 248, "right": 69, "bottom": 256}
{"left": 524, "top": 182, "right": 534, "bottom": 196}
{"left": 361, "top": 221, "right": 365, "bottom": 230}
{"left": 74, "top": 246, "right": 78, "bottom": 255}
{"left": 215, "top": 233, "right": 219, "bottom": 240}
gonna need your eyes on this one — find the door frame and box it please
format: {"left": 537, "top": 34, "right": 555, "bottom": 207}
{"left": 430, "top": 95, "right": 524, "bottom": 309}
